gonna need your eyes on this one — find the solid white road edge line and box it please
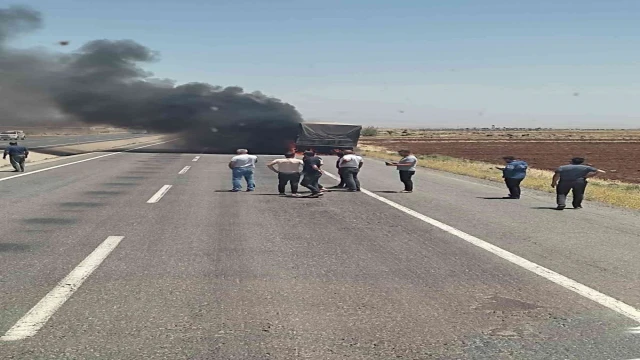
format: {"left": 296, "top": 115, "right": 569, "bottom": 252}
{"left": 178, "top": 166, "right": 191, "bottom": 175}
{"left": 322, "top": 171, "right": 640, "bottom": 324}
{"left": 0, "top": 139, "right": 177, "bottom": 183}
{"left": 147, "top": 185, "right": 172, "bottom": 203}
{"left": 192, "top": 156, "right": 200, "bottom": 162}
{"left": 1, "top": 236, "right": 125, "bottom": 341}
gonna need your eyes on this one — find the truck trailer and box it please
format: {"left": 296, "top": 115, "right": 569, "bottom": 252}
{"left": 295, "top": 122, "right": 362, "bottom": 154}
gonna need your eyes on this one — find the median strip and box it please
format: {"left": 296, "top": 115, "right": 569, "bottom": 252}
{"left": 27, "top": 135, "right": 147, "bottom": 150}
{"left": 0, "top": 139, "right": 176, "bottom": 183}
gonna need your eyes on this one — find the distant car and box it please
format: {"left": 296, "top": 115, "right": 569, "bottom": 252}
{"left": 0, "top": 130, "right": 26, "bottom": 141}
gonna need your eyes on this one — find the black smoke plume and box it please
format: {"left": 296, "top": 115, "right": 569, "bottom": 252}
{"left": 0, "top": 5, "right": 302, "bottom": 153}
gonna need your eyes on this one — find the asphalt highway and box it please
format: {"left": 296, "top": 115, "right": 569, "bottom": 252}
{"left": 0, "top": 134, "right": 147, "bottom": 150}
{"left": 1, "top": 142, "right": 640, "bottom": 359}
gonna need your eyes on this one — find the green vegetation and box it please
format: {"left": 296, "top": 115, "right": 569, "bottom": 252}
{"left": 361, "top": 126, "right": 379, "bottom": 137}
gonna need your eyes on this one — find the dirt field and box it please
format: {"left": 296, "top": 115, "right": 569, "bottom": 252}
{"left": 374, "top": 129, "right": 640, "bottom": 141}
{"left": 363, "top": 137, "right": 640, "bottom": 183}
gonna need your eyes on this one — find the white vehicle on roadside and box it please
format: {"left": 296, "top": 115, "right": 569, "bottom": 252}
{"left": 0, "top": 130, "right": 26, "bottom": 141}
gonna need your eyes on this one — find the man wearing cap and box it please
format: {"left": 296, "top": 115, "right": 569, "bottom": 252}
{"left": 3, "top": 141, "right": 29, "bottom": 172}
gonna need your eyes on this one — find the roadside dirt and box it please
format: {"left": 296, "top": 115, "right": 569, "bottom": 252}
{"left": 363, "top": 139, "right": 640, "bottom": 183}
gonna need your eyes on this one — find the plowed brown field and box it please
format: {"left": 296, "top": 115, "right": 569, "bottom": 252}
{"left": 363, "top": 139, "right": 640, "bottom": 183}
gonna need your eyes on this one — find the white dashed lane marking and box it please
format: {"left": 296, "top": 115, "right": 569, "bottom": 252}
{"left": 146, "top": 185, "right": 173, "bottom": 204}
{"left": 1, "top": 236, "right": 125, "bottom": 341}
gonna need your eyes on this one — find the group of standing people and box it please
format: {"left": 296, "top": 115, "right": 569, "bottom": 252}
{"left": 266, "top": 149, "right": 364, "bottom": 198}
{"left": 229, "top": 148, "right": 329, "bottom": 198}
{"left": 498, "top": 156, "right": 605, "bottom": 210}
{"left": 264, "top": 150, "right": 326, "bottom": 197}
{"left": 229, "top": 148, "right": 419, "bottom": 197}
{"left": 229, "top": 148, "right": 603, "bottom": 210}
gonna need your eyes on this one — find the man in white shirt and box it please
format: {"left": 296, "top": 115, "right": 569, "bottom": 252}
{"left": 267, "top": 152, "right": 304, "bottom": 196}
{"left": 339, "top": 149, "right": 364, "bottom": 192}
{"left": 385, "top": 149, "right": 417, "bottom": 193}
{"left": 228, "top": 149, "right": 258, "bottom": 192}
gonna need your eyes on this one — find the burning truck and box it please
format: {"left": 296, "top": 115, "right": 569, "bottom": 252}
{"left": 294, "top": 122, "right": 362, "bottom": 155}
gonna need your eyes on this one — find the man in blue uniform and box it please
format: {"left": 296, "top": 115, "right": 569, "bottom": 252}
{"left": 3, "top": 141, "right": 29, "bottom": 172}
{"left": 330, "top": 150, "right": 347, "bottom": 189}
{"left": 496, "top": 156, "right": 528, "bottom": 199}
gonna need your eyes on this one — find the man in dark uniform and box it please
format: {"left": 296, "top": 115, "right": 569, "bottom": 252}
{"left": 496, "top": 156, "right": 528, "bottom": 199}
{"left": 551, "top": 157, "right": 605, "bottom": 210}
{"left": 330, "top": 150, "right": 347, "bottom": 189}
{"left": 3, "top": 141, "right": 29, "bottom": 172}
{"left": 300, "top": 150, "right": 324, "bottom": 198}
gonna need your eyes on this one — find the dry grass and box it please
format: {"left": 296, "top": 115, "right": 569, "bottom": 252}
{"left": 360, "top": 146, "right": 640, "bottom": 210}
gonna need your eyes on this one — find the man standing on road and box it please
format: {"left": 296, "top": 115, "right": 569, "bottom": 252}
{"left": 228, "top": 149, "right": 258, "bottom": 192}
{"left": 339, "top": 149, "right": 363, "bottom": 192}
{"left": 551, "top": 157, "right": 605, "bottom": 210}
{"left": 496, "top": 156, "right": 528, "bottom": 199}
{"left": 267, "top": 152, "right": 304, "bottom": 196}
{"left": 300, "top": 150, "right": 324, "bottom": 197}
{"left": 330, "top": 150, "right": 347, "bottom": 189}
{"left": 3, "top": 141, "right": 29, "bottom": 173}
{"left": 385, "top": 150, "right": 418, "bottom": 193}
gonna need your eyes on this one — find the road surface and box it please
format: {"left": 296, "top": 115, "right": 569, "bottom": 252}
{"left": 0, "top": 134, "right": 147, "bottom": 150}
{"left": 1, "top": 142, "right": 640, "bottom": 359}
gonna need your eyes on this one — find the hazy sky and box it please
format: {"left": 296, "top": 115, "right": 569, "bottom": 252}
{"left": 8, "top": 0, "right": 640, "bottom": 128}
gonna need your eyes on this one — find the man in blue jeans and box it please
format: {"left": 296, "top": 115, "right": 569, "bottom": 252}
{"left": 228, "top": 149, "right": 258, "bottom": 192}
